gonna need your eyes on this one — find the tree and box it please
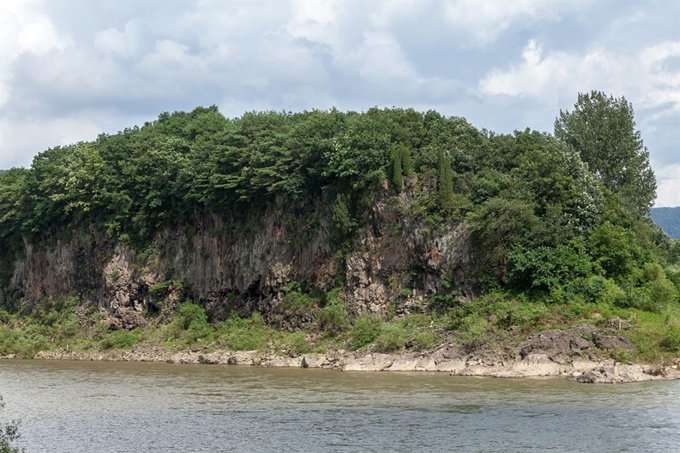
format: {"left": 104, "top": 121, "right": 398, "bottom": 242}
{"left": 437, "top": 148, "right": 454, "bottom": 209}
{"left": 0, "top": 396, "right": 24, "bottom": 453}
{"left": 554, "top": 91, "right": 656, "bottom": 217}
{"left": 389, "top": 146, "right": 403, "bottom": 192}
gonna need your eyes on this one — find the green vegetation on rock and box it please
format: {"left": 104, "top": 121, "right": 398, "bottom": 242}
{"left": 0, "top": 92, "right": 679, "bottom": 363}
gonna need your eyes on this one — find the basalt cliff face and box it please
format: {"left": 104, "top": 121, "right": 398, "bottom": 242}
{"left": 4, "top": 188, "right": 477, "bottom": 327}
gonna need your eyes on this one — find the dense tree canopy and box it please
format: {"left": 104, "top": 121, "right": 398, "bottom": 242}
{"left": 554, "top": 91, "right": 656, "bottom": 217}
{"left": 0, "top": 101, "right": 676, "bottom": 309}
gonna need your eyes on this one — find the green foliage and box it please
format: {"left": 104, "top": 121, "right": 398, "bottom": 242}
{"left": 216, "top": 313, "right": 270, "bottom": 351}
{"left": 660, "top": 325, "right": 680, "bottom": 352}
{"left": 436, "top": 148, "right": 454, "bottom": 210}
{"left": 149, "top": 279, "right": 183, "bottom": 294}
{"left": 588, "top": 221, "right": 642, "bottom": 280}
{"left": 99, "top": 329, "right": 143, "bottom": 350}
{"left": 468, "top": 197, "right": 539, "bottom": 271}
{"left": 331, "top": 193, "right": 356, "bottom": 236}
{"left": 507, "top": 242, "right": 591, "bottom": 292}
{"left": 350, "top": 314, "right": 382, "bottom": 350}
{"left": 555, "top": 91, "right": 656, "bottom": 217}
{"left": 0, "top": 328, "right": 50, "bottom": 358}
{"left": 167, "top": 302, "right": 213, "bottom": 343}
{"left": 400, "top": 144, "right": 414, "bottom": 176}
{"left": 282, "top": 331, "right": 311, "bottom": 354}
{"left": 389, "top": 147, "right": 403, "bottom": 192}
{"left": 374, "top": 323, "right": 408, "bottom": 352}
{"left": 318, "top": 300, "right": 349, "bottom": 336}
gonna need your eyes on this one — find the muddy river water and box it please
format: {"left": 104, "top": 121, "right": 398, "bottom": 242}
{"left": 1, "top": 359, "right": 679, "bottom": 452}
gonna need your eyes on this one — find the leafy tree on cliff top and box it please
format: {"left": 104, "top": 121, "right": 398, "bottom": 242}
{"left": 554, "top": 91, "right": 656, "bottom": 217}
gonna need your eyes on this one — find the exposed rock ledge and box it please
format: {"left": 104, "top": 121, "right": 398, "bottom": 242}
{"left": 24, "top": 346, "right": 679, "bottom": 384}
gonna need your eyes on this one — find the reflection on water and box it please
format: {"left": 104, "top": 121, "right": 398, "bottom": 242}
{"left": 1, "top": 359, "right": 679, "bottom": 452}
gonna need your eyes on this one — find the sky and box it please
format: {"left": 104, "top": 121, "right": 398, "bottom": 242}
{"left": 1, "top": 0, "right": 679, "bottom": 205}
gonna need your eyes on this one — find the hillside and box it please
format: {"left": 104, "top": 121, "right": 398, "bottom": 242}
{"left": 1, "top": 92, "right": 679, "bottom": 364}
{"left": 651, "top": 207, "right": 680, "bottom": 239}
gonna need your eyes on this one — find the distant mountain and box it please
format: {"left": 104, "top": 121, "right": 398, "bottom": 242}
{"left": 650, "top": 207, "right": 680, "bottom": 239}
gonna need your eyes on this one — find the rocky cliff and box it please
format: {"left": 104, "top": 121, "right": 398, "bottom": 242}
{"left": 4, "top": 184, "right": 477, "bottom": 328}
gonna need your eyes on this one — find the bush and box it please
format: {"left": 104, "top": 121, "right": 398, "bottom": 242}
{"left": 617, "top": 277, "right": 677, "bottom": 314}
{"left": 318, "top": 302, "right": 349, "bottom": 336}
{"left": 374, "top": 324, "right": 407, "bottom": 353}
{"left": 648, "top": 278, "right": 677, "bottom": 309}
{"left": 283, "top": 331, "right": 311, "bottom": 354}
{"left": 350, "top": 315, "right": 382, "bottom": 350}
{"left": 460, "top": 313, "right": 489, "bottom": 345}
{"left": 171, "top": 302, "right": 213, "bottom": 343}
{"left": 99, "top": 329, "right": 143, "bottom": 350}
{"left": 217, "top": 314, "right": 269, "bottom": 351}
{"left": 507, "top": 243, "right": 591, "bottom": 292}
{"left": 0, "top": 328, "right": 50, "bottom": 358}
{"left": 660, "top": 325, "right": 680, "bottom": 352}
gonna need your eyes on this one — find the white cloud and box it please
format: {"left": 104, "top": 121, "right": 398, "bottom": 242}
{"left": 286, "top": 0, "right": 341, "bottom": 47}
{"left": 639, "top": 41, "right": 680, "bottom": 116}
{"left": 0, "top": 112, "right": 149, "bottom": 169}
{"left": 479, "top": 39, "right": 680, "bottom": 114}
{"left": 655, "top": 164, "right": 680, "bottom": 207}
{"left": 479, "top": 40, "right": 619, "bottom": 104}
{"left": 0, "top": 0, "right": 70, "bottom": 107}
{"left": 443, "top": 0, "right": 584, "bottom": 46}
{"left": 0, "top": 0, "right": 676, "bottom": 180}
{"left": 340, "top": 30, "right": 417, "bottom": 81}
{"left": 479, "top": 38, "right": 680, "bottom": 206}
{"left": 94, "top": 20, "right": 146, "bottom": 57}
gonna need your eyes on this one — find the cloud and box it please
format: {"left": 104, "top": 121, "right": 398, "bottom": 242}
{"left": 0, "top": 0, "right": 71, "bottom": 107}
{"left": 0, "top": 0, "right": 677, "bottom": 208}
{"left": 94, "top": 20, "right": 148, "bottom": 57}
{"left": 479, "top": 39, "right": 680, "bottom": 112}
{"left": 0, "top": 111, "right": 145, "bottom": 169}
{"left": 656, "top": 164, "right": 680, "bottom": 207}
{"left": 442, "top": 0, "right": 587, "bottom": 46}
{"left": 477, "top": 37, "right": 680, "bottom": 188}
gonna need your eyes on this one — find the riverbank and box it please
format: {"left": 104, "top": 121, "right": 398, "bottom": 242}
{"left": 19, "top": 323, "right": 680, "bottom": 384}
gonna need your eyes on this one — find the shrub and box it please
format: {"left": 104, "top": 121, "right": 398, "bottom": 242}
{"left": 168, "top": 302, "right": 214, "bottom": 343}
{"left": 660, "top": 325, "right": 680, "bottom": 352}
{"left": 0, "top": 328, "right": 50, "bottom": 358}
{"left": 618, "top": 278, "right": 676, "bottom": 314}
{"left": 374, "top": 324, "right": 407, "bottom": 353}
{"left": 507, "top": 243, "right": 591, "bottom": 292}
{"left": 318, "top": 302, "right": 349, "bottom": 336}
{"left": 460, "top": 313, "right": 489, "bottom": 345}
{"left": 350, "top": 315, "right": 382, "bottom": 350}
{"left": 99, "top": 329, "right": 143, "bottom": 350}
{"left": 647, "top": 278, "right": 677, "bottom": 310}
{"left": 217, "top": 314, "right": 269, "bottom": 351}
{"left": 584, "top": 275, "right": 608, "bottom": 302}
{"left": 283, "top": 331, "right": 311, "bottom": 354}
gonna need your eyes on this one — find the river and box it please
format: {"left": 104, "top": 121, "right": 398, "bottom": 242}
{"left": 1, "top": 359, "right": 679, "bottom": 452}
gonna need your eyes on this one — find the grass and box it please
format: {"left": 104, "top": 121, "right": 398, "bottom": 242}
{"left": 0, "top": 291, "right": 679, "bottom": 364}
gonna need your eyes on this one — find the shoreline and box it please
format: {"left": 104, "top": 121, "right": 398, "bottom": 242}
{"left": 4, "top": 322, "right": 679, "bottom": 384}
{"left": 11, "top": 342, "right": 678, "bottom": 384}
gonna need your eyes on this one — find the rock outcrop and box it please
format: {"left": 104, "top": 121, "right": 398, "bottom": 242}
{"left": 4, "top": 188, "right": 476, "bottom": 327}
